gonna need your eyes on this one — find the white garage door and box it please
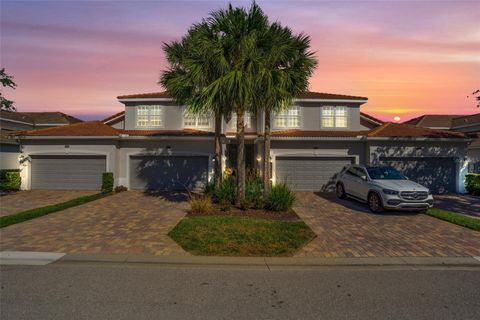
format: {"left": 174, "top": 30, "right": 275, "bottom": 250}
{"left": 275, "top": 156, "right": 354, "bottom": 191}
{"left": 31, "top": 155, "right": 106, "bottom": 190}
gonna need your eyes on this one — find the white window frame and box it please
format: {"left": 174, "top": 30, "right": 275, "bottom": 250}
{"left": 230, "top": 112, "right": 254, "bottom": 129}
{"left": 183, "top": 111, "right": 211, "bottom": 129}
{"left": 322, "top": 106, "right": 348, "bottom": 128}
{"left": 274, "top": 106, "right": 301, "bottom": 129}
{"left": 136, "top": 105, "right": 164, "bottom": 127}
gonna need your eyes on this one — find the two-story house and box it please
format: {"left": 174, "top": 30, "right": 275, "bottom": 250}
{"left": 16, "top": 91, "right": 469, "bottom": 193}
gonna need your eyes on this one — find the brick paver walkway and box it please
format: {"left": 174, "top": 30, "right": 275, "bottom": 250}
{"left": 294, "top": 192, "right": 480, "bottom": 258}
{"left": 0, "top": 190, "right": 97, "bottom": 217}
{"left": 433, "top": 194, "right": 480, "bottom": 217}
{"left": 0, "top": 191, "right": 188, "bottom": 256}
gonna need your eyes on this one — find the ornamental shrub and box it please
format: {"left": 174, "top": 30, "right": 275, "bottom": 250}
{"left": 266, "top": 183, "right": 296, "bottom": 211}
{"left": 215, "top": 175, "right": 236, "bottom": 205}
{"left": 189, "top": 195, "right": 213, "bottom": 214}
{"left": 203, "top": 181, "right": 215, "bottom": 196}
{"left": 465, "top": 173, "right": 480, "bottom": 195}
{"left": 114, "top": 185, "right": 128, "bottom": 193}
{"left": 101, "top": 172, "right": 114, "bottom": 194}
{"left": 0, "top": 169, "right": 21, "bottom": 191}
{"left": 244, "top": 173, "right": 264, "bottom": 209}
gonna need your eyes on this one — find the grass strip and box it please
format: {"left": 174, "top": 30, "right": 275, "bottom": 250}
{"left": 1, "top": 193, "right": 107, "bottom": 228}
{"left": 426, "top": 208, "right": 480, "bottom": 231}
{"left": 169, "top": 215, "right": 316, "bottom": 256}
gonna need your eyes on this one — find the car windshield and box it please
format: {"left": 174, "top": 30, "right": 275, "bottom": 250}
{"left": 366, "top": 167, "right": 406, "bottom": 180}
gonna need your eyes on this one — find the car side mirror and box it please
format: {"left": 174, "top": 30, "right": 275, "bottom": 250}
{"left": 361, "top": 175, "right": 368, "bottom": 181}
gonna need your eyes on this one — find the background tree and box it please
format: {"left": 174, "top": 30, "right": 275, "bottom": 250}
{"left": 0, "top": 68, "right": 17, "bottom": 111}
{"left": 468, "top": 89, "right": 480, "bottom": 108}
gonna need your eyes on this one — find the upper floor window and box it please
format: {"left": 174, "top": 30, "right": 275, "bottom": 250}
{"left": 136, "top": 105, "right": 164, "bottom": 127}
{"left": 184, "top": 112, "right": 211, "bottom": 128}
{"left": 322, "top": 106, "right": 348, "bottom": 128}
{"left": 230, "top": 112, "right": 254, "bottom": 129}
{"left": 274, "top": 106, "right": 300, "bottom": 128}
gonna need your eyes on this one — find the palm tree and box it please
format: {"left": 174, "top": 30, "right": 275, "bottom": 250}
{"left": 254, "top": 23, "right": 317, "bottom": 195}
{"left": 201, "top": 3, "right": 269, "bottom": 204}
{"left": 161, "top": 23, "right": 229, "bottom": 189}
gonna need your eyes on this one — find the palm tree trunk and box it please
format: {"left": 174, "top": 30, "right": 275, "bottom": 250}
{"left": 236, "top": 110, "right": 246, "bottom": 205}
{"left": 263, "top": 109, "right": 271, "bottom": 196}
{"left": 214, "top": 112, "right": 222, "bottom": 189}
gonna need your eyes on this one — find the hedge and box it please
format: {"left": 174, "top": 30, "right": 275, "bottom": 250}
{"left": 465, "top": 173, "right": 480, "bottom": 195}
{"left": 101, "top": 172, "right": 114, "bottom": 194}
{"left": 0, "top": 169, "right": 21, "bottom": 191}
{"left": 0, "top": 193, "right": 107, "bottom": 228}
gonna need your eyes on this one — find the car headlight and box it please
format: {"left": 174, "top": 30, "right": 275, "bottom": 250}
{"left": 382, "top": 188, "right": 399, "bottom": 195}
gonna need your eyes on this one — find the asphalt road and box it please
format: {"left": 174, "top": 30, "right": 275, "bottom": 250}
{"left": 1, "top": 262, "right": 479, "bottom": 320}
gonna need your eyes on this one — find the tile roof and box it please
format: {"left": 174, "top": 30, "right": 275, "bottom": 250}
{"left": 367, "top": 122, "right": 466, "bottom": 138}
{"left": 297, "top": 91, "right": 368, "bottom": 101}
{"left": 121, "top": 129, "right": 214, "bottom": 137}
{"left": 271, "top": 123, "right": 467, "bottom": 139}
{"left": 17, "top": 119, "right": 467, "bottom": 139}
{"left": 17, "top": 121, "right": 215, "bottom": 137}
{"left": 0, "top": 109, "right": 82, "bottom": 125}
{"left": 403, "top": 114, "right": 458, "bottom": 128}
{"left": 360, "top": 112, "right": 383, "bottom": 125}
{"left": 102, "top": 111, "right": 125, "bottom": 124}
{"left": 272, "top": 129, "right": 368, "bottom": 137}
{"left": 117, "top": 91, "right": 171, "bottom": 99}
{"left": 117, "top": 91, "right": 368, "bottom": 101}
{"left": 17, "top": 121, "right": 119, "bottom": 136}
{"left": 451, "top": 113, "right": 480, "bottom": 128}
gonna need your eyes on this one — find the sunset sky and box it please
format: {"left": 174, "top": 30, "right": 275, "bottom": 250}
{"left": 1, "top": 0, "right": 479, "bottom": 121}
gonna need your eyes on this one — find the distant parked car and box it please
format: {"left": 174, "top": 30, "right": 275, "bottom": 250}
{"left": 336, "top": 165, "right": 434, "bottom": 213}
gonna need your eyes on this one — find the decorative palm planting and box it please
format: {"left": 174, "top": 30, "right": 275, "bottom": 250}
{"left": 163, "top": 2, "right": 317, "bottom": 256}
{"left": 169, "top": 172, "right": 316, "bottom": 256}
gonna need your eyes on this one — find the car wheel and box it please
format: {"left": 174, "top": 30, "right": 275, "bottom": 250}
{"left": 336, "top": 183, "right": 346, "bottom": 199}
{"left": 368, "top": 192, "right": 384, "bottom": 213}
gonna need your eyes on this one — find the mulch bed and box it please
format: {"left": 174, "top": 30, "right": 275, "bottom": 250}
{"left": 186, "top": 203, "right": 300, "bottom": 221}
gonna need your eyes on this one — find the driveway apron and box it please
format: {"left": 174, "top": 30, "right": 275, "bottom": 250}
{"left": 0, "top": 191, "right": 188, "bottom": 256}
{"left": 294, "top": 192, "right": 480, "bottom": 258}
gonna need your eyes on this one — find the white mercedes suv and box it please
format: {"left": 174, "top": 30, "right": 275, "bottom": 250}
{"left": 335, "top": 165, "right": 434, "bottom": 213}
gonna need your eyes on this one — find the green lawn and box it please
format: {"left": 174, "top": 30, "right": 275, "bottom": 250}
{"left": 426, "top": 208, "right": 480, "bottom": 231}
{"left": 0, "top": 193, "right": 107, "bottom": 228}
{"left": 169, "top": 215, "right": 316, "bottom": 256}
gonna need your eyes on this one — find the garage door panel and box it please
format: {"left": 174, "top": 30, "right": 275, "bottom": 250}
{"left": 380, "top": 157, "right": 455, "bottom": 193}
{"left": 31, "top": 155, "right": 106, "bottom": 190}
{"left": 130, "top": 156, "right": 208, "bottom": 191}
{"left": 276, "top": 156, "right": 354, "bottom": 192}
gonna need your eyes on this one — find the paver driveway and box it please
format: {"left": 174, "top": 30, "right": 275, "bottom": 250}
{"left": 294, "top": 192, "right": 480, "bottom": 258}
{"left": 0, "top": 191, "right": 188, "bottom": 256}
{"left": 0, "top": 190, "right": 97, "bottom": 217}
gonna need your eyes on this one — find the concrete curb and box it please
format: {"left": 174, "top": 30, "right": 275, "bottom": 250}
{"left": 0, "top": 251, "right": 65, "bottom": 265}
{"left": 57, "top": 253, "right": 480, "bottom": 268}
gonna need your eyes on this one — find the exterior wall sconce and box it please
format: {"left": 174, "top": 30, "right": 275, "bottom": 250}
{"left": 256, "top": 155, "right": 262, "bottom": 162}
